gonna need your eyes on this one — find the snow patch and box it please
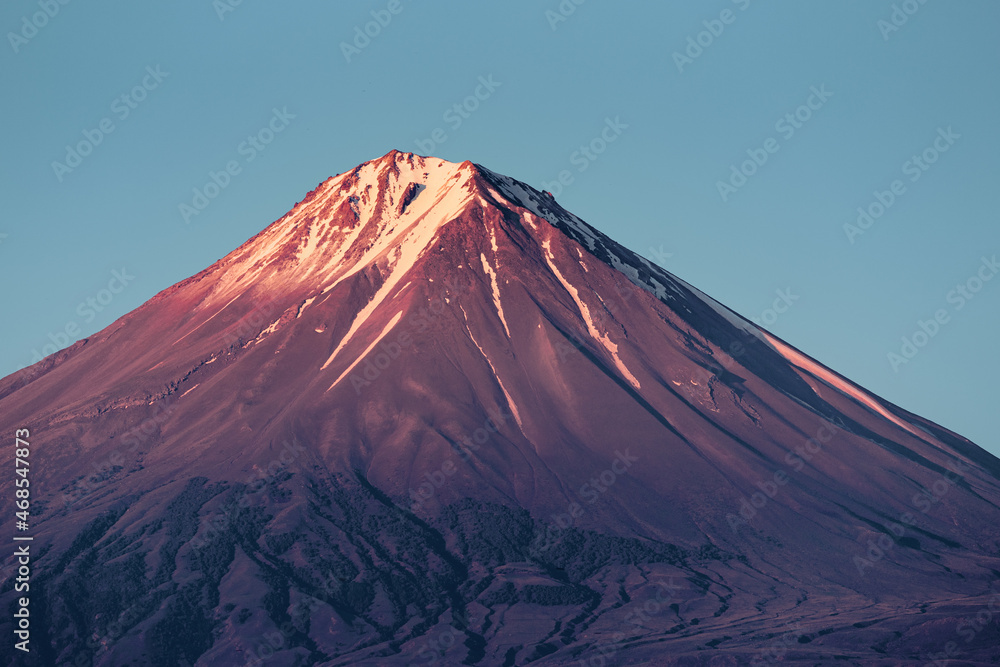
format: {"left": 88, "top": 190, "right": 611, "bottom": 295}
{"left": 683, "top": 281, "right": 766, "bottom": 342}
{"left": 762, "top": 332, "right": 929, "bottom": 441}
{"left": 461, "top": 306, "right": 524, "bottom": 429}
{"left": 172, "top": 293, "right": 242, "bottom": 346}
{"left": 296, "top": 296, "right": 317, "bottom": 318}
{"left": 542, "top": 240, "right": 641, "bottom": 390}
{"left": 319, "top": 162, "right": 477, "bottom": 370}
{"left": 250, "top": 319, "right": 281, "bottom": 344}
{"left": 480, "top": 253, "right": 511, "bottom": 338}
{"left": 327, "top": 312, "right": 404, "bottom": 391}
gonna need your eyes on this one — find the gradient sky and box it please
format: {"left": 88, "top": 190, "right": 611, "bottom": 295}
{"left": 2, "top": 1, "right": 998, "bottom": 456}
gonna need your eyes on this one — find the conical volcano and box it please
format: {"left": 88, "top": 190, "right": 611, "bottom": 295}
{"left": 2, "top": 151, "right": 998, "bottom": 666}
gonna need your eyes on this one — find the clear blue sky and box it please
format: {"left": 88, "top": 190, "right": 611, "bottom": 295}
{"left": 2, "top": 1, "right": 997, "bottom": 456}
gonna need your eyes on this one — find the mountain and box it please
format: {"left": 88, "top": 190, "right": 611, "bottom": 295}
{"left": 2, "top": 150, "right": 999, "bottom": 666}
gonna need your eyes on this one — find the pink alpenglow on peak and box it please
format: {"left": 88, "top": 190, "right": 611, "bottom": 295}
{"left": 2, "top": 151, "right": 998, "bottom": 666}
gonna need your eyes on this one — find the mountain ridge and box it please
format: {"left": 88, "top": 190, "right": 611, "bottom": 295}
{"left": 2, "top": 150, "right": 999, "bottom": 665}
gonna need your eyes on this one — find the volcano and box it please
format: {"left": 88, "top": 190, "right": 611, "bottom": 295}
{"left": 2, "top": 150, "right": 999, "bottom": 666}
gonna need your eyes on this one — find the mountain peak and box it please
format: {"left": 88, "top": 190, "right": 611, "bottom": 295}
{"left": 4, "top": 152, "right": 1000, "bottom": 666}
{"left": 199, "top": 151, "right": 485, "bottom": 304}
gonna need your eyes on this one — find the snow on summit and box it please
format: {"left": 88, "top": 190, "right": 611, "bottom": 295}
{"left": 202, "top": 151, "right": 478, "bottom": 300}
{"left": 6, "top": 150, "right": 999, "bottom": 667}
{"left": 180, "top": 151, "right": 934, "bottom": 438}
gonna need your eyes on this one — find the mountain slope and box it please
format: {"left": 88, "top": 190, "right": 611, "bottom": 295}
{"left": 2, "top": 150, "right": 998, "bottom": 666}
